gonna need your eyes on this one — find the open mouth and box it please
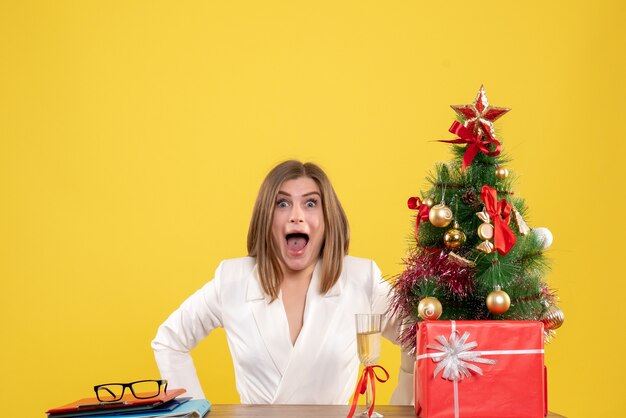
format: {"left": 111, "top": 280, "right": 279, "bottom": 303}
{"left": 286, "top": 233, "right": 309, "bottom": 253}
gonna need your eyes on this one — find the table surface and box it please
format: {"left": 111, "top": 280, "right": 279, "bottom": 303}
{"left": 207, "top": 404, "right": 566, "bottom": 417}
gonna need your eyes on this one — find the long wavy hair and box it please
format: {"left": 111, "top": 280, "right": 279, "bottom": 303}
{"left": 247, "top": 160, "right": 350, "bottom": 300}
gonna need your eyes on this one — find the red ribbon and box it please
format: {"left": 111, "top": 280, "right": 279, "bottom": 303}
{"left": 439, "top": 121, "right": 502, "bottom": 170}
{"left": 347, "top": 365, "right": 389, "bottom": 418}
{"left": 480, "top": 185, "right": 517, "bottom": 255}
{"left": 407, "top": 197, "right": 431, "bottom": 240}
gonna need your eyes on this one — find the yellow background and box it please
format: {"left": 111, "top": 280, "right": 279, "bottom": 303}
{"left": 1, "top": 1, "right": 624, "bottom": 417}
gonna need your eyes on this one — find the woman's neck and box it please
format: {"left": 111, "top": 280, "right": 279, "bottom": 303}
{"left": 281, "top": 262, "right": 316, "bottom": 284}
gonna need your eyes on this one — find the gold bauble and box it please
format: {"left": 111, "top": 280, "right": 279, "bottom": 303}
{"left": 541, "top": 305, "right": 565, "bottom": 330}
{"left": 495, "top": 166, "right": 509, "bottom": 179}
{"left": 418, "top": 297, "right": 443, "bottom": 320}
{"left": 476, "top": 240, "right": 495, "bottom": 254}
{"left": 423, "top": 197, "right": 436, "bottom": 208}
{"left": 443, "top": 227, "right": 466, "bottom": 250}
{"left": 477, "top": 223, "right": 494, "bottom": 240}
{"left": 428, "top": 204, "right": 453, "bottom": 228}
{"left": 486, "top": 286, "right": 511, "bottom": 314}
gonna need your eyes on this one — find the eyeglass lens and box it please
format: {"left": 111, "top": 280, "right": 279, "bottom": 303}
{"left": 96, "top": 384, "right": 125, "bottom": 402}
{"left": 130, "top": 380, "right": 163, "bottom": 398}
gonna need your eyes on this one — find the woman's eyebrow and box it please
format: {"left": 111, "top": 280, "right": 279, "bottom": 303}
{"left": 276, "top": 191, "right": 321, "bottom": 197}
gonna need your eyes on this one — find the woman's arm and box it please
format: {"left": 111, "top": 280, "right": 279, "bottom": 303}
{"left": 151, "top": 263, "right": 224, "bottom": 399}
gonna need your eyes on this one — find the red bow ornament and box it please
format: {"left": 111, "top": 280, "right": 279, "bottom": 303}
{"left": 346, "top": 365, "right": 389, "bottom": 418}
{"left": 479, "top": 185, "right": 517, "bottom": 255}
{"left": 439, "top": 121, "right": 502, "bottom": 170}
{"left": 408, "top": 196, "right": 431, "bottom": 240}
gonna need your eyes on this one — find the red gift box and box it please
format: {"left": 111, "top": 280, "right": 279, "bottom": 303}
{"left": 414, "top": 320, "right": 547, "bottom": 418}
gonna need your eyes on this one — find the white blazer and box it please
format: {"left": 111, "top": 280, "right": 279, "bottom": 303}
{"left": 152, "top": 256, "right": 414, "bottom": 404}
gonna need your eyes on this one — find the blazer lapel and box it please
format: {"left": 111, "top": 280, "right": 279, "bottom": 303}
{"left": 247, "top": 265, "right": 293, "bottom": 377}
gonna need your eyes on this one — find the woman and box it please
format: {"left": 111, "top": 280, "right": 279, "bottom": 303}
{"left": 152, "top": 160, "right": 413, "bottom": 404}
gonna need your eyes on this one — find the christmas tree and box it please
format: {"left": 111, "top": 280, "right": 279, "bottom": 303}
{"left": 391, "top": 86, "right": 564, "bottom": 354}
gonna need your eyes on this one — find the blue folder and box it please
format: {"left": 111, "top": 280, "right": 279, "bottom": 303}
{"left": 98, "top": 399, "right": 211, "bottom": 418}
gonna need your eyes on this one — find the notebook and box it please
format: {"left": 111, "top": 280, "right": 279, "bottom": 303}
{"left": 46, "top": 388, "right": 186, "bottom": 417}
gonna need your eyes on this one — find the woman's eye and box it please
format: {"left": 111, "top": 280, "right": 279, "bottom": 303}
{"left": 277, "top": 200, "right": 289, "bottom": 208}
{"left": 305, "top": 199, "right": 317, "bottom": 208}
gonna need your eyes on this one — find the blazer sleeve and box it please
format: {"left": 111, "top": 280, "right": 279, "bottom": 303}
{"left": 151, "top": 262, "right": 225, "bottom": 399}
{"left": 370, "top": 260, "right": 415, "bottom": 406}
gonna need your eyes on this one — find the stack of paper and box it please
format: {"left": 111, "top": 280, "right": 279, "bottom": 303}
{"left": 46, "top": 389, "right": 211, "bottom": 418}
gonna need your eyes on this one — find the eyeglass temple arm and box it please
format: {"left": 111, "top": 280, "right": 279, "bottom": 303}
{"left": 98, "top": 387, "right": 118, "bottom": 397}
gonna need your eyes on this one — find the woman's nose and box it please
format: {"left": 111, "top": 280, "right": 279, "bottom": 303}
{"left": 289, "top": 206, "right": 304, "bottom": 223}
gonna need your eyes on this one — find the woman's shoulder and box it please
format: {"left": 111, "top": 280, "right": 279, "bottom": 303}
{"left": 216, "top": 256, "right": 257, "bottom": 277}
{"left": 341, "top": 255, "right": 381, "bottom": 286}
{"left": 343, "top": 255, "right": 378, "bottom": 269}
{"left": 209, "top": 257, "right": 258, "bottom": 297}
{"left": 337, "top": 256, "right": 384, "bottom": 298}
{"left": 341, "top": 256, "right": 390, "bottom": 301}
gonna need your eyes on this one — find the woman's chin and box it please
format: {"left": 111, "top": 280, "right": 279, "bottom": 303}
{"left": 281, "top": 254, "right": 317, "bottom": 274}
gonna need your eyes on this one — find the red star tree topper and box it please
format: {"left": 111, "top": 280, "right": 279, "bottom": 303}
{"left": 451, "top": 85, "right": 510, "bottom": 142}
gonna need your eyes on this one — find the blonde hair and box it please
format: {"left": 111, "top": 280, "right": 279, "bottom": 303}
{"left": 247, "top": 160, "right": 350, "bottom": 300}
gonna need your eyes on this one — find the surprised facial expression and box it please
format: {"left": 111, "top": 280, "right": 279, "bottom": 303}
{"left": 271, "top": 176, "right": 325, "bottom": 276}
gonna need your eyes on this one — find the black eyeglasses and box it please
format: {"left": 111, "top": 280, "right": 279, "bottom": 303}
{"left": 94, "top": 379, "right": 168, "bottom": 402}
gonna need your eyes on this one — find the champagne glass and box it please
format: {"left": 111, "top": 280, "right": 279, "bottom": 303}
{"left": 355, "top": 313, "right": 382, "bottom": 418}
